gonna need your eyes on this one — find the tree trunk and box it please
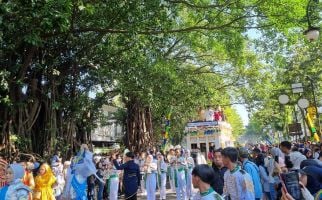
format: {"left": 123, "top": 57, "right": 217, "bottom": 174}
{"left": 125, "top": 96, "right": 154, "bottom": 152}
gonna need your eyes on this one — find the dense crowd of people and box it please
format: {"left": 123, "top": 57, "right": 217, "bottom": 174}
{"left": 0, "top": 141, "right": 321, "bottom": 200}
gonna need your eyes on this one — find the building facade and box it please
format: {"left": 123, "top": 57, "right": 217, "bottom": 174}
{"left": 91, "top": 105, "right": 124, "bottom": 153}
{"left": 183, "top": 121, "right": 234, "bottom": 159}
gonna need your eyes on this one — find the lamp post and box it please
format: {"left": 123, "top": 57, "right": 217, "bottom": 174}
{"left": 278, "top": 83, "right": 311, "bottom": 142}
{"left": 303, "top": 0, "right": 320, "bottom": 41}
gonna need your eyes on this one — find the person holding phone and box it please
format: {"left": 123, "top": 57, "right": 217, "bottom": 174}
{"left": 281, "top": 181, "right": 314, "bottom": 200}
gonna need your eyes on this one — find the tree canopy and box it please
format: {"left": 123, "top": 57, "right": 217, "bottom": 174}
{"left": 1, "top": 0, "right": 321, "bottom": 155}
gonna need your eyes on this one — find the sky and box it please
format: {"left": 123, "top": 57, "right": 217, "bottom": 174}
{"left": 233, "top": 104, "right": 249, "bottom": 127}
{"left": 230, "top": 29, "right": 262, "bottom": 127}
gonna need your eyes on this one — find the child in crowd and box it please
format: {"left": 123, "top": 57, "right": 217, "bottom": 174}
{"left": 34, "top": 163, "right": 56, "bottom": 200}
{"left": 0, "top": 163, "right": 31, "bottom": 199}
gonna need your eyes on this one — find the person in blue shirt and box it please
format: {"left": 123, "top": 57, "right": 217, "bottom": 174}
{"left": 112, "top": 151, "right": 141, "bottom": 200}
{"left": 255, "top": 153, "right": 271, "bottom": 200}
{"left": 238, "top": 147, "right": 263, "bottom": 200}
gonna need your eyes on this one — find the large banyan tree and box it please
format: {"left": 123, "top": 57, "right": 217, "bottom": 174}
{"left": 2, "top": 0, "right": 318, "bottom": 156}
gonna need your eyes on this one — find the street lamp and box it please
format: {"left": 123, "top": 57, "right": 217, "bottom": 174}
{"left": 298, "top": 98, "right": 310, "bottom": 109}
{"left": 304, "top": 27, "right": 320, "bottom": 41}
{"left": 278, "top": 83, "right": 311, "bottom": 142}
{"left": 303, "top": 0, "right": 320, "bottom": 41}
{"left": 278, "top": 94, "right": 290, "bottom": 105}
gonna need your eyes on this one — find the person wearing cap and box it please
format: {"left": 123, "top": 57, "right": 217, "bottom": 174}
{"left": 222, "top": 147, "right": 255, "bottom": 200}
{"left": 143, "top": 154, "right": 157, "bottom": 200}
{"left": 157, "top": 153, "right": 167, "bottom": 200}
{"left": 172, "top": 145, "right": 187, "bottom": 200}
{"left": 238, "top": 147, "right": 262, "bottom": 200}
{"left": 299, "top": 163, "right": 322, "bottom": 197}
{"left": 112, "top": 151, "right": 140, "bottom": 200}
{"left": 185, "top": 149, "right": 195, "bottom": 199}
{"left": 0, "top": 163, "right": 31, "bottom": 200}
{"left": 192, "top": 164, "right": 223, "bottom": 200}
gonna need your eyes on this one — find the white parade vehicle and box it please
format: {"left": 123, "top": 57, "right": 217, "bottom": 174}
{"left": 183, "top": 120, "right": 234, "bottom": 159}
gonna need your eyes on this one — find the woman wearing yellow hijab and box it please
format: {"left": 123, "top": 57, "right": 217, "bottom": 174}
{"left": 34, "top": 163, "right": 56, "bottom": 200}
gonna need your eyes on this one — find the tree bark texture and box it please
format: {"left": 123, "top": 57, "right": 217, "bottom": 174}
{"left": 125, "top": 96, "right": 154, "bottom": 152}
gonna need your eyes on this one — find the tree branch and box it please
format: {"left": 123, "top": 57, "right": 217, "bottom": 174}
{"left": 42, "top": 14, "right": 274, "bottom": 38}
{"left": 165, "top": 0, "right": 231, "bottom": 9}
{"left": 163, "top": 38, "right": 183, "bottom": 58}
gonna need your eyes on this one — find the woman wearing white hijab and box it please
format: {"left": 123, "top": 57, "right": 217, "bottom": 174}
{"left": 144, "top": 154, "right": 157, "bottom": 200}
{"left": 185, "top": 149, "right": 195, "bottom": 199}
{"left": 0, "top": 163, "right": 31, "bottom": 200}
{"left": 157, "top": 153, "right": 167, "bottom": 200}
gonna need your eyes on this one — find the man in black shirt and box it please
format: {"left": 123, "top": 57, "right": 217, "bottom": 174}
{"left": 112, "top": 152, "right": 141, "bottom": 200}
{"left": 211, "top": 148, "right": 227, "bottom": 195}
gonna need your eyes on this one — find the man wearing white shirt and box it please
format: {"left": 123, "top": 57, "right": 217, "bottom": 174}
{"left": 280, "top": 141, "right": 306, "bottom": 170}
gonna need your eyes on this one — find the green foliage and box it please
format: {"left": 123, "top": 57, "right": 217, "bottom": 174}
{"left": 2, "top": 0, "right": 321, "bottom": 153}
{"left": 225, "top": 107, "right": 245, "bottom": 137}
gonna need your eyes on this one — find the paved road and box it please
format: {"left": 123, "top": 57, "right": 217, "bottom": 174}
{"left": 137, "top": 189, "right": 177, "bottom": 200}
{"left": 119, "top": 189, "right": 198, "bottom": 200}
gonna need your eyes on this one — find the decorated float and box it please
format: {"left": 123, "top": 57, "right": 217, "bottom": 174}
{"left": 182, "top": 107, "right": 234, "bottom": 158}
